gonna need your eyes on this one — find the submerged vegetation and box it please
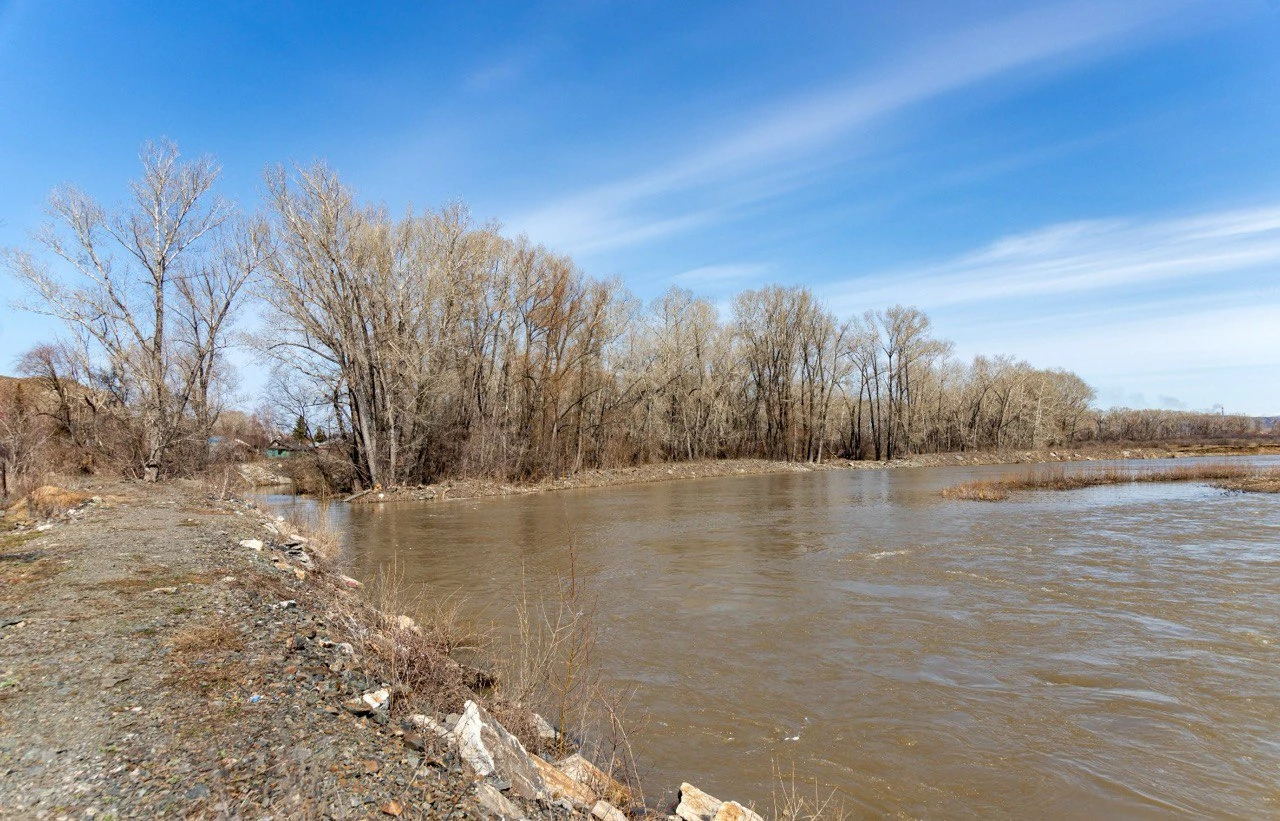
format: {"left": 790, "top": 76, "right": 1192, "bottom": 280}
{"left": 941, "top": 463, "right": 1263, "bottom": 501}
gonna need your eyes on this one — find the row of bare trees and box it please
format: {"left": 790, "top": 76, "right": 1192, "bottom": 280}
{"left": 2, "top": 142, "right": 1266, "bottom": 488}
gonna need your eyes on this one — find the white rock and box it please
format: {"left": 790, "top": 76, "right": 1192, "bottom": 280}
{"left": 557, "top": 753, "right": 629, "bottom": 806}
{"left": 713, "top": 801, "right": 764, "bottom": 821}
{"left": 592, "top": 800, "right": 628, "bottom": 821}
{"left": 362, "top": 688, "right": 390, "bottom": 711}
{"left": 532, "top": 712, "right": 558, "bottom": 743}
{"left": 453, "top": 700, "right": 546, "bottom": 800}
{"left": 396, "top": 614, "right": 421, "bottom": 634}
{"left": 239, "top": 539, "right": 264, "bottom": 551}
{"left": 410, "top": 714, "right": 454, "bottom": 741}
{"left": 474, "top": 782, "right": 526, "bottom": 820}
{"left": 532, "top": 755, "right": 596, "bottom": 807}
{"left": 676, "top": 783, "right": 723, "bottom": 821}
{"left": 338, "top": 575, "right": 363, "bottom": 590}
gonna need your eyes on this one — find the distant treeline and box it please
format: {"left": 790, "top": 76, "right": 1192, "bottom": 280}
{"left": 0, "top": 142, "right": 1268, "bottom": 491}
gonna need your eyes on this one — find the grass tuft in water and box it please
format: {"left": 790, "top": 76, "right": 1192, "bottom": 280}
{"left": 942, "top": 463, "right": 1257, "bottom": 502}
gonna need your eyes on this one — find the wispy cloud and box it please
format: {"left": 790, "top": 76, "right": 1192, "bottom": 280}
{"left": 511, "top": 0, "right": 1207, "bottom": 254}
{"left": 830, "top": 204, "right": 1280, "bottom": 312}
{"left": 669, "top": 262, "right": 770, "bottom": 288}
{"left": 831, "top": 202, "right": 1280, "bottom": 412}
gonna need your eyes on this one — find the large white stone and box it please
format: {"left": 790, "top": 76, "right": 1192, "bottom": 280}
{"left": 558, "top": 753, "right": 630, "bottom": 806}
{"left": 453, "top": 700, "right": 546, "bottom": 800}
{"left": 713, "top": 801, "right": 764, "bottom": 821}
{"left": 532, "top": 754, "right": 596, "bottom": 807}
{"left": 676, "top": 783, "right": 723, "bottom": 821}
{"left": 591, "top": 800, "right": 628, "bottom": 821}
{"left": 474, "top": 782, "right": 526, "bottom": 820}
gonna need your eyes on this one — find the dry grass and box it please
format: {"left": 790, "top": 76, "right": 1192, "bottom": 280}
{"left": 321, "top": 557, "right": 480, "bottom": 718}
{"left": 943, "top": 463, "right": 1254, "bottom": 501}
{"left": 0, "top": 549, "right": 66, "bottom": 587}
{"left": 1215, "top": 468, "right": 1280, "bottom": 494}
{"left": 165, "top": 622, "right": 250, "bottom": 693}
{"left": 771, "top": 762, "right": 850, "bottom": 820}
{"left": 171, "top": 623, "right": 247, "bottom": 654}
{"left": 941, "top": 481, "right": 1010, "bottom": 501}
{"left": 490, "top": 549, "right": 646, "bottom": 806}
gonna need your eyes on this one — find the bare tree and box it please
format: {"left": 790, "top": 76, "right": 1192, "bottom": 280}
{"left": 4, "top": 140, "right": 257, "bottom": 480}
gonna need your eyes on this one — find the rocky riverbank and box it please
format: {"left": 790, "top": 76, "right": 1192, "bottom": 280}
{"left": 0, "top": 480, "right": 764, "bottom": 819}
{"left": 345, "top": 443, "right": 1279, "bottom": 506}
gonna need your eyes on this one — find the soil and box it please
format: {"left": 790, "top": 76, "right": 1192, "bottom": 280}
{"left": 0, "top": 480, "right": 561, "bottom": 819}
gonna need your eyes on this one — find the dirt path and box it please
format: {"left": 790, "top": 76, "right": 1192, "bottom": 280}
{"left": 0, "top": 481, "right": 504, "bottom": 819}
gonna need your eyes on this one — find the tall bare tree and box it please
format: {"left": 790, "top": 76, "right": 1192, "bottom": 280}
{"left": 4, "top": 140, "right": 258, "bottom": 480}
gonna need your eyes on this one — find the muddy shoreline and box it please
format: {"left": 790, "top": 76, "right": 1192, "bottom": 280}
{"left": 345, "top": 443, "right": 1280, "bottom": 505}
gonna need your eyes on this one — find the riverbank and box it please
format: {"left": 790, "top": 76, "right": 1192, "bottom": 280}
{"left": 3, "top": 480, "right": 761, "bottom": 819}
{"left": 346, "top": 443, "right": 1279, "bottom": 505}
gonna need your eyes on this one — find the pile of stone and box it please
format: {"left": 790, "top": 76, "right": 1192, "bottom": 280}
{"left": 406, "top": 700, "right": 632, "bottom": 820}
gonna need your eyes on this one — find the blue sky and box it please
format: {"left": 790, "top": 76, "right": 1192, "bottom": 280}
{"left": 2, "top": 0, "right": 1278, "bottom": 413}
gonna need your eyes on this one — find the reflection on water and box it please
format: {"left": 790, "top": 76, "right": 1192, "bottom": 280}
{"left": 260, "top": 458, "right": 1280, "bottom": 816}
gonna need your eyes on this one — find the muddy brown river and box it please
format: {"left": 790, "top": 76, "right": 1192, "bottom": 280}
{"left": 266, "top": 458, "right": 1280, "bottom": 817}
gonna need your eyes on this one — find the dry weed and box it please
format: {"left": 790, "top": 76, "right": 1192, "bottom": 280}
{"left": 1215, "top": 467, "right": 1280, "bottom": 493}
{"left": 942, "top": 462, "right": 1253, "bottom": 501}
{"left": 771, "top": 762, "right": 850, "bottom": 820}
{"left": 171, "top": 623, "right": 247, "bottom": 654}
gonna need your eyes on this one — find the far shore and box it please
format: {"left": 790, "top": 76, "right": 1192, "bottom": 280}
{"left": 337, "top": 441, "right": 1280, "bottom": 505}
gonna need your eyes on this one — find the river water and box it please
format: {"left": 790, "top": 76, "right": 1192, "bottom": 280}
{"left": 264, "top": 458, "right": 1280, "bottom": 817}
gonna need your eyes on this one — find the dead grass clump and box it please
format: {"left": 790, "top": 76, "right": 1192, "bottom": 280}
{"left": 0, "top": 550, "right": 65, "bottom": 587}
{"left": 172, "top": 623, "right": 247, "bottom": 654}
{"left": 25, "top": 485, "right": 89, "bottom": 518}
{"left": 303, "top": 527, "right": 343, "bottom": 564}
{"left": 943, "top": 462, "right": 1253, "bottom": 501}
{"left": 940, "top": 481, "right": 1009, "bottom": 501}
{"left": 1215, "top": 467, "right": 1280, "bottom": 493}
{"left": 274, "top": 510, "right": 344, "bottom": 564}
{"left": 166, "top": 622, "right": 250, "bottom": 693}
